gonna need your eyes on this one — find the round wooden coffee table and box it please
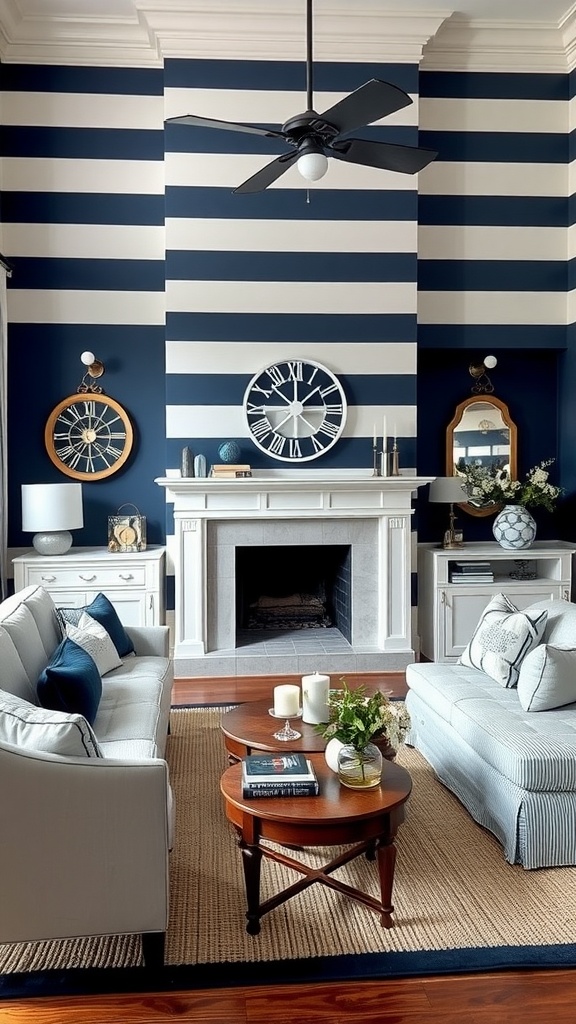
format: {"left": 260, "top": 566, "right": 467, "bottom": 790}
{"left": 221, "top": 698, "right": 325, "bottom": 760}
{"left": 220, "top": 752, "right": 411, "bottom": 935}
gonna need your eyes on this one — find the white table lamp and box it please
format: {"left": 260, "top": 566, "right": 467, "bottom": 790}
{"left": 22, "top": 483, "right": 84, "bottom": 555}
{"left": 429, "top": 476, "right": 466, "bottom": 550}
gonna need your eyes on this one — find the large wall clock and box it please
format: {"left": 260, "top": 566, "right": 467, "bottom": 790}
{"left": 44, "top": 394, "right": 134, "bottom": 480}
{"left": 243, "top": 359, "right": 347, "bottom": 463}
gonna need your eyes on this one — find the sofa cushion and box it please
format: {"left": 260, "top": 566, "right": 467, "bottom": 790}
{"left": 0, "top": 603, "right": 51, "bottom": 689}
{"left": 58, "top": 593, "right": 134, "bottom": 658}
{"left": 524, "top": 599, "right": 576, "bottom": 647}
{"left": 0, "top": 585, "right": 61, "bottom": 663}
{"left": 0, "top": 690, "right": 102, "bottom": 757}
{"left": 65, "top": 611, "right": 123, "bottom": 676}
{"left": 0, "top": 627, "right": 37, "bottom": 702}
{"left": 517, "top": 644, "right": 576, "bottom": 712}
{"left": 37, "top": 638, "right": 102, "bottom": 725}
{"left": 459, "top": 593, "right": 548, "bottom": 688}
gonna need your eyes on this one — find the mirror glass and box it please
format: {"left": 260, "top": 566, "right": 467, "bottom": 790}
{"left": 446, "top": 396, "right": 517, "bottom": 517}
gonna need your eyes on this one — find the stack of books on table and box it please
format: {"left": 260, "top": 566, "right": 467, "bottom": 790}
{"left": 241, "top": 752, "right": 319, "bottom": 798}
{"left": 210, "top": 464, "right": 252, "bottom": 479}
{"left": 450, "top": 561, "right": 495, "bottom": 583}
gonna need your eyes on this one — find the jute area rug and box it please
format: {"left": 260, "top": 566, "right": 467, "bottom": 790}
{"left": 2, "top": 705, "right": 576, "bottom": 994}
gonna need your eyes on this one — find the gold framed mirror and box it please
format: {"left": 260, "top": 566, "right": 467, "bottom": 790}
{"left": 446, "top": 395, "right": 517, "bottom": 517}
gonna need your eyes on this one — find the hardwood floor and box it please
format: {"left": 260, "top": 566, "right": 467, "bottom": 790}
{"left": 3, "top": 673, "right": 576, "bottom": 1024}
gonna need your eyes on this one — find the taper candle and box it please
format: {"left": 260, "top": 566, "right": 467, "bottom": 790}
{"left": 301, "top": 671, "right": 330, "bottom": 724}
{"left": 373, "top": 423, "right": 377, "bottom": 446}
{"left": 382, "top": 415, "right": 387, "bottom": 449}
{"left": 273, "top": 684, "right": 300, "bottom": 718}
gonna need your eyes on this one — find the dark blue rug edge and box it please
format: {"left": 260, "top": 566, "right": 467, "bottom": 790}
{"left": 2, "top": 943, "right": 576, "bottom": 1001}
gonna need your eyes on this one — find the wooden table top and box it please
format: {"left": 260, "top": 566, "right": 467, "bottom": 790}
{"left": 221, "top": 697, "right": 328, "bottom": 754}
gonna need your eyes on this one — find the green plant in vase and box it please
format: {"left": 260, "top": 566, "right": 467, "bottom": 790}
{"left": 316, "top": 680, "right": 411, "bottom": 789}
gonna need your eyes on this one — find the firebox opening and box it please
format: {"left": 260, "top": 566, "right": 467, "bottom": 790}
{"left": 235, "top": 545, "right": 351, "bottom": 642}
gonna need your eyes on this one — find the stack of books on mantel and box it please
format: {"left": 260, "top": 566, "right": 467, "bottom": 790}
{"left": 450, "top": 561, "right": 495, "bottom": 583}
{"left": 241, "top": 752, "right": 319, "bottom": 798}
{"left": 210, "top": 463, "right": 252, "bottom": 479}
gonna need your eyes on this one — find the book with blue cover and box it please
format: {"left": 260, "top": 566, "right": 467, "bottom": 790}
{"left": 243, "top": 752, "right": 312, "bottom": 782}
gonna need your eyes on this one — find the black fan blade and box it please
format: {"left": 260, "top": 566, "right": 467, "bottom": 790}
{"left": 331, "top": 137, "right": 437, "bottom": 175}
{"left": 166, "top": 113, "right": 286, "bottom": 140}
{"left": 234, "top": 150, "right": 299, "bottom": 194}
{"left": 320, "top": 80, "right": 412, "bottom": 136}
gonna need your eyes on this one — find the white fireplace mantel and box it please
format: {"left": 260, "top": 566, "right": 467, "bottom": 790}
{"left": 156, "top": 472, "right": 433, "bottom": 675}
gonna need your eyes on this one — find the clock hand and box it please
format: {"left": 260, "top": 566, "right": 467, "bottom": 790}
{"left": 299, "top": 386, "right": 321, "bottom": 405}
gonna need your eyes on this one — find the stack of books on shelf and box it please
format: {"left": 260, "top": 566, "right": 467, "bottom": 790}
{"left": 450, "top": 561, "right": 495, "bottom": 583}
{"left": 241, "top": 752, "right": 319, "bottom": 798}
{"left": 210, "top": 463, "right": 252, "bottom": 479}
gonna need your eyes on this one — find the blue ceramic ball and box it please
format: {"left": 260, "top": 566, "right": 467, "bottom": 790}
{"left": 218, "top": 440, "right": 241, "bottom": 464}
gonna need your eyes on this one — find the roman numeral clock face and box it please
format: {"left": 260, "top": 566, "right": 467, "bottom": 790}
{"left": 45, "top": 395, "right": 134, "bottom": 480}
{"left": 243, "top": 360, "right": 347, "bottom": 462}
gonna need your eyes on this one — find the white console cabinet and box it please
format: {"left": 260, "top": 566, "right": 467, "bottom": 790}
{"left": 418, "top": 541, "right": 575, "bottom": 663}
{"left": 13, "top": 546, "right": 166, "bottom": 627}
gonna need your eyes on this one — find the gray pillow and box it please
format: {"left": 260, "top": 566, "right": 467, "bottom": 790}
{"left": 517, "top": 644, "right": 576, "bottom": 711}
{"left": 459, "top": 593, "right": 548, "bottom": 688}
{"left": 0, "top": 690, "right": 103, "bottom": 757}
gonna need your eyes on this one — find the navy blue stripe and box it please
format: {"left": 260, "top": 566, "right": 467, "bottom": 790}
{"left": 417, "top": 324, "right": 567, "bottom": 349}
{"left": 569, "top": 194, "right": 576, "bottom": 226}
{"left": 166, "top": 187, "right": 417, "bottom": 221}
{"left": 0, "top": 64, "right": 164, "bottom": 95}
{"left": 166, "top": 373, "right": 416, "bottom": 406}
{"left": 165, "top": 436, "right": 417, "bottom": 472}
{"left": 568, "top": 258, "right": 576, "bottom": 290}
{"left": 2, "top": 193, "right": 164, "bottom": 226}
{"left": 419, "top": 130, "right": 567, "bottom": 164}
{"left": 418, "top": 196, "right": 567, "bottom": 227}
{"left": 8, "top": 323, "right": 165, "bottom": 347}
{"left": 166, "top": 312, "right": 417, "bottom": 342}
{"left": 166, "top": 123, "right": 418, "bottom": 154}
{"left": 7, "top": 257, "right": 165, "bottom": 292}
{"left": 1, "top": 126, "right": 164, "bottom": 161}
{"left": 164, "top": 58, "right": 419, "bottom": 94}
{"left": 570, "top": 68, "right": 576, "bottom": 100}
{"left": 570, "top": 127, "right": 576, "bottom": 163}
{"left": 420, "top": 71, "right": 568, "bottom": 101}
{"left": 419, "top": 260, "right": 567, "bottom": 292}
{"left": 166, "top": 251, "right": 416, "bottom": 283}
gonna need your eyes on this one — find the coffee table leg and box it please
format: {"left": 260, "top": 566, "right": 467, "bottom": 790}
{"left": 239, "top": 840, "right": 263, "bottom": 935}
{"left": 375, "top": 837, "right": 396, "bottom": 928}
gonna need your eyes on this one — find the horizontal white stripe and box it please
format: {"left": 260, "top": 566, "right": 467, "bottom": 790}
{"left": 569, "top": 224, "right": 576, "bottom": 260}
{"left": 165, "top": 341, "right": 417, "bottom": 376}
{"left": 419, "top": 161, "right": 567, "bottom": 197}
{"left": 1, "top": 158, "right": 165, "bottom": 194}
{"left": 165, "top": 87, "right": 419, "bottom": 127}
{"left": 166, "top": 280, "right": 416, "bottom": 314}
{"left": 2, "top": 223, "right": 165, "bottom": 260}
{"left": 568, "top": 289, "right": 576, "bottom": 323}
{"left": 166, "top": 217, "right": 417, "bottom": 253}
{"left": 418, "top": 225, "right": 566, "bottom": 261}
{"left": 420, "top": 97, "right": 567, "bottom": 133}
{"left": 7, "top": 290, "right": 165, "bottom": 325}
{"left": 2, "top": 92, "right": 163, "bottom": 129}
{"left": 418, "top": 291, "right": 566, "bottom": 325}
{"left": 166, "top": 404, "right": 417, "bottom": 439}
{"left": 164, "top": 151, "right": 418, "bottom": 191}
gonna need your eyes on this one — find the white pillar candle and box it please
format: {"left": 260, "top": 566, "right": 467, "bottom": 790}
{"left": 382, "top": 415, "right": 387, "bottom": 449}
{"left": 301, "top": 671, "right": 330, "bottom": 725}
{"left": 273, "top": 684, "right": 300, "bottom": 718}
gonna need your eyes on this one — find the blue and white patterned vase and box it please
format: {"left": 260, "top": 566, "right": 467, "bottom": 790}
{"left": 218, "top": 440, "right": 241, "bottom": 464}
{"left": 492, "top": 504, "right": 537, "bottom": 550}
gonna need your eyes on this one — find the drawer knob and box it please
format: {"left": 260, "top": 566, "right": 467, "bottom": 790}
{"left": 119, "top": 573, "right": 134, "bottom": 581}
{"left": 41, "top": 574, "right": 57, "bottom": 583}
{"left": 79, "top": 574, "right": 97, "bottom": 582}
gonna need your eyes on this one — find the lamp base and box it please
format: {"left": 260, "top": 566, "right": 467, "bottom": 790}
{"left": 32, "top": 530, "right": 73, "bottom": 555}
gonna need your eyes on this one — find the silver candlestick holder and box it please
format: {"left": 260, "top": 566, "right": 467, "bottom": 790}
{"left": 372, "top": 442, "right": 381, "bottom": 476}
{"left": 390, "top": 441, "right": 400, "bottom": 476}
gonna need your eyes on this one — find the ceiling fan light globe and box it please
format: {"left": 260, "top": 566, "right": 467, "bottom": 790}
{"left": 297, "top": 150, "right": 328, "bottom": 181}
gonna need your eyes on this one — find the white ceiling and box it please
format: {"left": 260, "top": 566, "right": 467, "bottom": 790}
{"left": 0, "top": 0, "right": 575, "bottom": 69}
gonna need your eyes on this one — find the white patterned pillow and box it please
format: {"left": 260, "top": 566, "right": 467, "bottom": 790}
{"left": 65, "top": 611, "right": 123, "bottom": 676}
{"left": 0, "top": 691, "right": 102, "bottom": 757}
{"left": 459, "top": 593, "right": 548, "bottom": 688}
{"left": 517, "top": 644, "right": 576, "bottom": 711}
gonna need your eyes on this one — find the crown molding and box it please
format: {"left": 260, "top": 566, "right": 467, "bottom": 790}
{"left": 560, "top": 4, "right": 576, "bottom": 70}
{"left": 421, "top": 15, "right": 569, "bottom": 72}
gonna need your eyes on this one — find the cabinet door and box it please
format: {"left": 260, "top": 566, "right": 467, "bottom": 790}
{"left": 85, "top": 589, "right": 148, "bottom": 627}
{"left": 439, "top": 585, "right": 563, "bottom": 661}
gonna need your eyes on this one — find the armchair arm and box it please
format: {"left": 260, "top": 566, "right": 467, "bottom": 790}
{"left": 0, "top": 743, "right": 171, "bottom": 945}
{"left": 124, "top": 624, "right": 170, "bottom": 657}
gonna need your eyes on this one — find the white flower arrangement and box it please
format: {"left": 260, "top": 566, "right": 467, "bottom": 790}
{"left": 459, "top": 459, "right": 562, "bottom": 513}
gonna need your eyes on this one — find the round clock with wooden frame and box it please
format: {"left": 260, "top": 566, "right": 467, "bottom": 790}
{"left": 44, "top": 393, "right": 134, "bottom": 481}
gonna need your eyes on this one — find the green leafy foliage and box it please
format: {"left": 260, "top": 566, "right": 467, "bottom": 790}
{"left": 315, "top": 679, "right": 411, "bottom": 752}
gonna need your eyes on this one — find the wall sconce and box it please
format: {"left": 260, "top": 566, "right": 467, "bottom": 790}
{"left": 478, "top": 419, "right": 496, "bottom": 434}
{"left": 469, "top": 354, "right": 497, "bottom": 394}
{"left": 79, "top": 351, "right": 105, "bottom": 394}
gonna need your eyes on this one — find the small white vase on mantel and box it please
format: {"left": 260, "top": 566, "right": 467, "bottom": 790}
{"left": 492, "top": 504, "right": 537, "bottom": 550}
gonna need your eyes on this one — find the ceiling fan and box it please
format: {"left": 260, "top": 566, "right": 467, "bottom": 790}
{"left": 166, "top": 0, "right": 437, "bottom": 194}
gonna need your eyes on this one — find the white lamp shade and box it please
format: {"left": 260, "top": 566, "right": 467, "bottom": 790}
{"left": 429, "top": 476, "right": 467, "bottom": 504}
{"left": 22, "top": 483, "right": 84, "bottom": 532}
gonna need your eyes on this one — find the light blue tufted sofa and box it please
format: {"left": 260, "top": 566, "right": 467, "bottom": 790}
{"left": 406, "top": 599, "right": 576, "bottom": 869}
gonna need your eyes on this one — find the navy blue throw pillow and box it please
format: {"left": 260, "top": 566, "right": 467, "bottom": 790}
{"left": 37, "top": 638, "right": 102, "bottom": 726}
{"left": 58, "top": 593, "right": 134, "bottom": 658}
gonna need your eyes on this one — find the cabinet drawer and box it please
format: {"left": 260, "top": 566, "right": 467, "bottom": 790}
{"left": 26, "top": 566, "right": 147, "bottom": 589}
